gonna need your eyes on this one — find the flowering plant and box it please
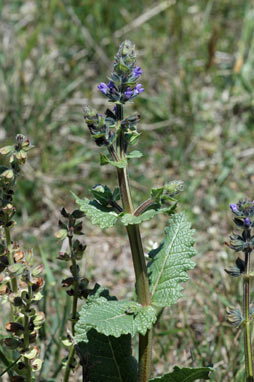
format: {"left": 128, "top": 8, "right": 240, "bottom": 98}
{"left": 72, "top": 41, "right": 213, "bottom": 382}
{"left": 226, "top": 200, "right": 254, "bottom": 381}
{"left": 0, "top": 135, "right": 44, "bottom": 381}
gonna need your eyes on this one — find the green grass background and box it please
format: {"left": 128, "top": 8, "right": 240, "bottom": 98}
{"left": 1, "top": 0, "right": 254, "bottom": 380}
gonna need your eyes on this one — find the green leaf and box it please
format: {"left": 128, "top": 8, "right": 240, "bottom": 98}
{"left": 113, "top": 187, "right": 121, "bottom": 201}
{"left": 100, "top": 153, "right": 110, "bottom": 166}
{"left": 91, "top": 184, "right": 113, "bottom": 206}
{"left": 151, "top": 187, "right": 164, "bottom": 201}
{"left": 121, "top": 204, "right": 176, "bottom": 226}
{"left": 73, "top": 194, "right": 118, "bottom": 229}
{"left": 108, "top": 158, "right": 127, "bottom": 168}
{"left": 126, "top": 150, "right": 143, "bottom": 159}
{"left": 148, "top": 213, "right": 196, "bottom": 307}
{"left": 99, "top": 154, "right": 127, "bottom": 168}
{"left": 77, "top": 330, "right": 138, "bottom": 382}
{"left": 150, "top": 366, "right": 213, "bottom": 381}
{"left": 75, "top": 297, "right": 157, "bottom": 343}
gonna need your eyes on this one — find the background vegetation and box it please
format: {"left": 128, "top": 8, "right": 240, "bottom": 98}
{"left": 1, "top": 0, "right": 254, "bottom": 380}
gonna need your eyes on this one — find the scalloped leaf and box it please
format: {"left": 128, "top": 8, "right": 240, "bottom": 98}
{"left": 121, "top": 204, "right": 176, "bottom": 226}
{"left": 77, "top": 330, "right": 138, "bottom": 382}
{"left": 150, "top": 366, "right": 213, "bottom": 381}
{"left": 75, "top": 297, "right": 157, "bottom": 343}
{"left": 148, "top": 213, "right": 196, "bottom": 307}
{"left": 73, "top": 194, "right": 118, "bottom": 229}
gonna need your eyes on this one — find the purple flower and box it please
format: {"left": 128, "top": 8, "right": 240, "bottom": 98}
{"left": 97, "top": 82, "right": 108, "bottom": 95}
{"left": 244, "top": 218, "right": 251, "bottom": 227}
{"left": 107, "top": 81, "right": 114, "bottom": 90}
{"left": 230, "top": 204, "right": 238, "bottom": 214}
{"left": 133, "top": 84, "right": 144, "bottom": 95}
{"left": 125, "top": 87, "right": 133, "bottom": 99}
{"left": 133, "top": 66, "right": 143, "bottom": 78}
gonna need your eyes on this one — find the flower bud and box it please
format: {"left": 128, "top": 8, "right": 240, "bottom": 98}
{"left": 4, "top": 337, "right": 21, "bottom": 349}
{"left": 23, "top": 345, "right": 39, "bottom": 360}
{"left": 57, "top": 251, "right": 70, "bottom": 261}
{"left": 16, "top": 134, "right": 26, "bottom": 146}
{"left": 32, "top": 312, "right": 45, "bottom": 328}
{"left": 1, "top": 169, "right": 14, "bottom": 182}
{"left": 116, "top": 40, "right": 136, "bottom": 69}
{"left": 6, "top": 321, "right": 24, "bottom": 335}
{"left": 32, "top": 358, "right": 43, "bottom": 371}
{"left": 244, "top": 217, "right": 251, "bottom": 228}
{"left": 0, "top": 284, "right": 8, "bottom": 295}
{"left": 164, "top": 180, "right": 184, "bottom": 197}
{"left": 14, "top": 250, "right": 25, "bottom": 263}
{"left": 32, "top": 264, "right": 44, "bottom": 277}
{"left": 32, "top": 277, "right": 44, "bottom": 292}
{"left": 230, "top": 204, "right": 239, "bottom": 214}
{"left": 62, "top": 277, "right": 74, "bottom": 288}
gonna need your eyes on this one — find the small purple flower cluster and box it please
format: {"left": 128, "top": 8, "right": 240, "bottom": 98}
{"left": 226, "top": 200, "right": 254, "bottom": 257}
{"left": 230, "top": 200, "right": 254, "bottom": 228}
{"left": 97, "top": 41, "right": 144, "bottom": 104}
{"left": 97, "top": 72, "right": 144, "bottom": 102}
{"left": 124, "top": 83, "right": 144, "bottom": 100}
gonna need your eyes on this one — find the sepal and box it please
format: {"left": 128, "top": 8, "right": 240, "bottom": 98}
{"left": 225, "top": 257, "right": 245, "bottom": 277}
{"left": 226, "top": 306, "right": 243, "bottom": 327}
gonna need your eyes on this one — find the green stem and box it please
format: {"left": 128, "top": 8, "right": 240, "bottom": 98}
{"left": 64, "top": 345, "right": 75, "bottom": 382}
{"left": 113, "top": 103, "right": 152, "bottom": 382}
{"left": 24, "top": 286, "right": 32, "bottom": 382}
{"left": 126, "top": 224, "right": 150, "bottom": 306}
{"left": 0, "top": 354, "right": 21, "bottom": 378}
{"left": 134, "top": 198, "right": 154, "bottom": 217}
{"left": 0, "top": 350, "right": 12, "bottom": 377}
{"left": 63, "top": 236, "right": 79, "bottom": 382}
{"left": 4, "top": 226, "right": 18, "bottom": 294}
{"left": 243, "top": 251, "right": 254, "bottom": 382}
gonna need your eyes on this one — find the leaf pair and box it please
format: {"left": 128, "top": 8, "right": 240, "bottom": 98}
{"left": 73, "top": 194, "right": 175, "bottom": 229}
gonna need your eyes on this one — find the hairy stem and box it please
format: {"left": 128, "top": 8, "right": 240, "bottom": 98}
{"left": 4, "top": 226, "right": 18, "bottom": 294}
{"left": 114, "top": 103, "right": 152, "bottom": 381}
{"left": 64, "top": 236, "right": 79, "bottom": 382}
{"left": 243, "top": 250, "right": 254, "bottom": 382}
